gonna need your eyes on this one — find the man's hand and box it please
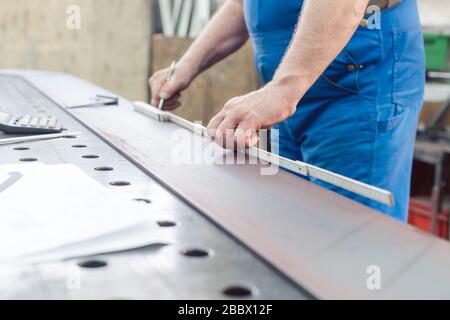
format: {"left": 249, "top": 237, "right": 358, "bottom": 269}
{"left": 149, "top": 0, "right": 248, "bottom": 111}
{"left": 207, "top": 80, "right": 299, "bottom": 148}
{"left": 207, "top": 0, "right": 368, "bottom": 149}
{"left": 149, "top": 62, "right": 196, "bottom": 111}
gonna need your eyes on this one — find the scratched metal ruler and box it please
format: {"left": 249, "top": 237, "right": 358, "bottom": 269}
{"left": 134, "top": 101, "right": 394, "bottom": 206}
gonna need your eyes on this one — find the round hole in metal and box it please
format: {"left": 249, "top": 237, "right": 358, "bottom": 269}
{"left": 19, "top": 157, "right": 38, "bottom": 162}
{"left": 82, "top": 154, "right": 100, "bottom": 159}
{"left": 14, "top": 147, "right": 30, "bottom": 151}
{"left": 157, "top": 220, "right": 177, "bottom": 228}
{"left": 222, "top": 286, "right": 253, "bottom": 298}
{"left": 180, "top": 248, "right": 210, "bottom": 258}
{"left": 77, "top": 260, "right": 107, "bottom": 269}
{"left": 72, "top": 144, "right": 87, "bottom": 148}
{"left": 109, "top": 181, "right": 131, "bottom": 187}
{"left": 95, "top": 166, "right": 114, "bottom": 172}
{"left": 134, "top": 198, "right": 151, "bottom": 204}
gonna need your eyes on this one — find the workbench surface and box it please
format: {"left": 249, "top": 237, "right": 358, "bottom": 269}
{"left": 0, "top": 71, "right": 307, "bottom": 300}
{"left": 1, "top": 70, "right": 450, "bottom": 300}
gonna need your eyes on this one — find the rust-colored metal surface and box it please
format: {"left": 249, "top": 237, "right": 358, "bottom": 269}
{"left": 13, "top": 70, "right": 450, "bottom": 299}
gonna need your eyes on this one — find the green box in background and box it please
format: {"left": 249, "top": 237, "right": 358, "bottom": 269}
{"left": 424, "top": 34, "right": 449, "bottom": 71}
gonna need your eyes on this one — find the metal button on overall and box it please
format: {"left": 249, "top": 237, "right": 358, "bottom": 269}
{"left": 360, "top": 18, "right": 368, "bottom": 27}
{"left": 347, "top": 65, "right": 356, "bottom": 72}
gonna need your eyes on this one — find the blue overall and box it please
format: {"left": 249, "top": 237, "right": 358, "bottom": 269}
{"left": 243, "top": 0, "right": 425, "bottom": 221}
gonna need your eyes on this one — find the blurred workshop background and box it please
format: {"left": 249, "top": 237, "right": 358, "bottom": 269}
{"left": 1, "top": 0, "right": 450, "bottom": 238}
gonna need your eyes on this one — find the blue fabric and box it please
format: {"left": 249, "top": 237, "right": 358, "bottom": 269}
{"left": 244, "top": 0, "right": 425, "bottom": 221}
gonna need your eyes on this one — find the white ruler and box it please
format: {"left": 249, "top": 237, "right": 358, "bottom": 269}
{"left": 133, "top": 101, "right": 394, "bottom": 206}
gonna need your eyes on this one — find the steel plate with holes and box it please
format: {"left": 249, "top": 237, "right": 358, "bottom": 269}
{"left": 0, "top": 73, "right": 310, "bottom": 300}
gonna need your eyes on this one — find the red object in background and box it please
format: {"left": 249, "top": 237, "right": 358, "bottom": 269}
{"left": 409, "top": 197, "right": 449, "bottom": 239}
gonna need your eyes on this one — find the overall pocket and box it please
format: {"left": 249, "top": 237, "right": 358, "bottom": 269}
{"left": 376, "top": 104, "right": 407, "bottom": 133}
{"left": 320, "top": 49, "right": 361, "bottom": 94}
{"left": 370, "top": 26, "right": 425, "bottom": 133}
{"left": 319, "top": 29, "right": 383, "bottom": 95}
{"left": 392, "top": 26, "right": 425, "bottom": 108}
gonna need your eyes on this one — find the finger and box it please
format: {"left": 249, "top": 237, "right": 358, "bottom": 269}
{"left": 150, "top": 75, "right": 167, "bottom": 106}
{"left": 160, "top": 95, "right": 181, "bottom": 110}
{"left": 207, "top": 113, "right": 226, "bottom": 141}
{"left": 162, "top": 101, "right": 180, "bottom": 110}
{"left": 235, "top": 121, "right": 259, "bottom": 148}
{"left": 159, "top": 76, "right": 182, "bottom": 101}
{"left": 163, "top": 102, "right": 181, "bottom": 111}
{"left": 162, "top": 93, "right": 181, "bottom": 107}
{"left": 216, "top": 117, "right": 239, "bottom": 149}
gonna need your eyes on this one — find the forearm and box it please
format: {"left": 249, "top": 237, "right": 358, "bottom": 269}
{"left": 179, "top": 0, "right": 248, "bottom": 77}
{"left": 271, "top": 0, "right": 370, "bottom": 113}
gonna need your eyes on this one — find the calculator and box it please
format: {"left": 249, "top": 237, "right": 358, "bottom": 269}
{"left": 0, "top": 112, "right": 63, "bottom": 134}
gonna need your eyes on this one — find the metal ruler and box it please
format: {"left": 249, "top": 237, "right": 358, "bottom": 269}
{"left": 0, "top": 131, "right": 82, "bottom": 146}
{"left": 133, "top": 101, "right": 394, "bottom": 206}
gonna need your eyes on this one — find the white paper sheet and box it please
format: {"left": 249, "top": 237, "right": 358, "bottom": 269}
{"left": 13, "top": 223, "right": 171, "bottom": 266}
{"left": 0, "top": 163, "right": 168, "bottom": 263}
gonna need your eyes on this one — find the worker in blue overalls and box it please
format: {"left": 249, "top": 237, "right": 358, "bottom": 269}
{"left": 149, "top": 0, "right": 425, "bottom": 222}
